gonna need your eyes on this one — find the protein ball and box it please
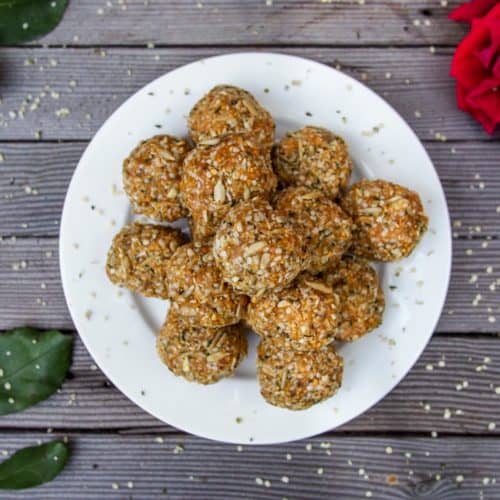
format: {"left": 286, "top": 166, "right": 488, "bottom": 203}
{"left": 273, "top": 126, "right": 353, "bottom": 198}
{"left": 340, "top": 179, "right": 428, "bottom": 261}
{"left": 106, "top": 222, "right": 185, "bottom": 298}
{"left": 165, "top": 241, "right": 247, "bottom": 327}
{"left": 188, "top": 85, "right": 275, "bottom": 149}
{"left": 181, "top": 134, "right": 277, "bottom": 240}
{"left": 275, "top": 186, "right": 352, "bottom": 274}
{"left": 257, "top": 341, "right": 343, "bottom": 410}
{"left": 157, "top": 311, "right": 247, "bottom": 384}
{"left": 213, "top": 199, "right": 305, "bottom": 296}
{"left": 123, "top": 134, "right": 190, "bottom": 221}
{"left": 247, "top": 274, "right": 340, "bottom": 351}
{"left": 322, "top": 256, "right": 385, "bottom": 341}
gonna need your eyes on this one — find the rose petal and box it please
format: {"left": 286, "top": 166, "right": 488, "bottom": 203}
{"left": 466, "top": 78, "right": 500, "bottom": 133}
{"left": 450, "top": 3, "right": 500, "bottom": 135}
{"left": 493, "top": 57, "right": 500, "bottom": 79}
{"left": 456, "top": 82, "right": 472, "bottom": 111}
{"left": 485, "top": 4, "right": 500, "bottom": 21}
{"left": 475, "top": 43, "right": 497, "bottom": 69}
{"left": 449, "top": 0, "right": 499, "bottom": 24}
{"left": 481, "top": 17, "right": 500, "bottom": 60}
{"left": 451, "top": 23, "right": 491, "bottom": 87}
{"left": 472, "top": 108, "right": 496, "bottom": 133}
{"left": 464, "top": 98, "right": 497, "bottom": 133}
{"left": 468, "top": 77, "right": 500, "bottom": 101}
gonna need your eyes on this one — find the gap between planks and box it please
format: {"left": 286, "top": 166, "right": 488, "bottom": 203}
{"left": 4, "top": 43, "right": 464, "bottom": 50}
{"left": 0, "top": 141, "right": 498, "bottom": 239}
{"left": 0, "top": 334, "right": 497, "bottom": 435}
{"left": 0, "top": 236, "right": 499, "bottom": 333}
{"left": 0, "top": 46, "right": 495, "bottom": 141}
{"left": 0, "top": 433, "right": 499, "bottom": 500}
{"left": 29, "top": 0, "right": 468, "bottom": 47}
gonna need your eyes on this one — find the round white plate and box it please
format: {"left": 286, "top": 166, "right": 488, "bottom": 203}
{"left": 60, "top": 52, "right": 451, "bottom": 444}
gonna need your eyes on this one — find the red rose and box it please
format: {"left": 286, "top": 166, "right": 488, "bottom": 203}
{"left": 450, "top": 3, "right": 500, "bottom": 134}
{"left": 449, "top": 0, "right": 499, "bottom": 23}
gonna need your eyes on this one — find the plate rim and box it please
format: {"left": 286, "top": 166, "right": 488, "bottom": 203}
{"left": 59, "top": 51, "right": 453, "bottom": 444}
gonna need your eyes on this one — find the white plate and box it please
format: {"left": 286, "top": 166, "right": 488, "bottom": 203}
{"left": 60, "top": 52, "right": 452, "bottom": 444}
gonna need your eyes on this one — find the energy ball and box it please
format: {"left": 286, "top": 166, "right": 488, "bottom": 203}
{"left": 322, "top": 256, "right": 385, "bottom": 341}
{"left": 340, "top": 179, "right": 428, "bottom": 261}
{"left": 181, "top": 134, "right": 277, "bottom": 240}
{"left": 273, "top": 126, "right": 353, "bottom": 198}
{"left": 275, "top": 186, "right": 352, "bottom": 274}
{"left": 157, "top": 311, "right": 247, "bottom": 384}
{"left": 247, "top": 274, "right": 340, "bottom": 351}
{"left": 188, "top": 85, "right": 275, "bottom": 149}
{"left": 257, "top": 341, "right": 343, "bottom": 410}
{"left": 165, "top": 242, "right": 247, "bottom": 327}
{"left": 213, "top": 199, "right": 305, "bottom": 296}
{"left": 106, "top": 222, "right": 184, "bottom": 298}
{"left": 123, "top": 135, "right": 190, "bottom": 221}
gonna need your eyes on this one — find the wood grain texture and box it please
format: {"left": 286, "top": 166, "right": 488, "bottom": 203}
{"left": 1, "top": 237, "right": 498, "bottom": 333}
{"left": 0, "top": 1, "right": 498, "bottom": 497}
{"left": 0, "top": 433, "right": 499, "bottom": 499}
{"left": 0, "top": 141, "right": 498, "bottom": 238}
{"left": 0, "top": 334, "right": 498, "bottom": 435}
{"left": 0, "top": 47, "right": 494, "bottom": 141}
{"left": 35, "top": 0, "right": 467, "bottom": 47}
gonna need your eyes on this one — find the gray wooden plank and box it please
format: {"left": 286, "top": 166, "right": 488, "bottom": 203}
{"left": 0, "top": 47, "right": 493, "bottom": 141}
{"left": 0, "top": 433, "right": 498, "bottom": 499}
{"left": 1, "top": 235, "right": 498, "bottom": 333}
{"left": 36, "top": 0, "right": 466, "bottom": 47}
{"left": 0, "top": 334, "right": 498, "bottom": 436}
{"left": 0, "top": 141, "right": 499, "bottom": 238}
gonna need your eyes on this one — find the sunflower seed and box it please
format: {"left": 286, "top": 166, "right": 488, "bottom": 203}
{"left": 304, "top": 280, "right": 333, "bottom": 294}
{"left": 214, "top": 179, "right": 226, "bottom": 202}
{"left": 244, "top": 241, "right": 267, "bottom": 256}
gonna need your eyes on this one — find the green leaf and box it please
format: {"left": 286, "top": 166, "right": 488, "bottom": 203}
{"left": 0, "top": 0, "right": 69, "bottom": 45}
{"left": 0, "top": 441, "right": 69, "bottom": 489}
{"left": 0, "top": 327, "right": 72, "bottom": 415}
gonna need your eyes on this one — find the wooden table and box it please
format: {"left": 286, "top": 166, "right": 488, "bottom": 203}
{"left": 0, "top": 1, "right": 499, "bottom": 498}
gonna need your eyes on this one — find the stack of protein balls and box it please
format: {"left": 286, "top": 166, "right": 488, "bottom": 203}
{"left": 106, "top": 85, "right": 428, "bottom": 410}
